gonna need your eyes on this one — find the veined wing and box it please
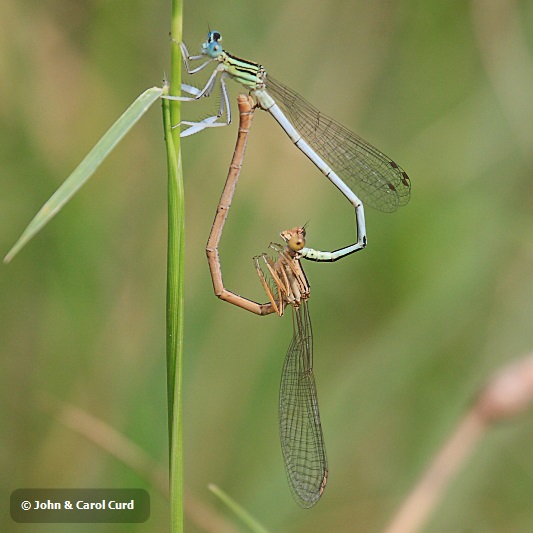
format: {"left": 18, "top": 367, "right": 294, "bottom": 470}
{"left": 266, "top": 75, "right": 411, "bottom": 213}
{"left": 279, "top": 301, "right": 328, "bottom": 508}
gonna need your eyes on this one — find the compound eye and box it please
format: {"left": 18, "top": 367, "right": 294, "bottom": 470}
{"left": 206, "top": 42, "right": 222, "bottom": 57}
{"left": 207, "top": 31, "right": 221, "bottom": 43}
{"left": 287, "top": 234, "right": 305, "bottom": 252}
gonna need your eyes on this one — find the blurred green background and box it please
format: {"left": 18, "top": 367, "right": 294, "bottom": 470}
{"left": 2, "top": 1, "right": 533, "bottom": 531}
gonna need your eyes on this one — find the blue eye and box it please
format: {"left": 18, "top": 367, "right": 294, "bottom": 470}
{"left": 207, "top": 30, "right": 222, "bottom": 44}
{"left": 206, "top": 41, "right": 223, "bottom": 58}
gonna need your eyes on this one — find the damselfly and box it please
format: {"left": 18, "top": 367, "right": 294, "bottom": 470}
{"left": 212, "top": 223, "right": 328, "bottom": 507}
{"left": 170, "top": 31, "right": 411, "bottom": 260}
{"left": 257, "top": 229, "right": 328, "bottom": 508}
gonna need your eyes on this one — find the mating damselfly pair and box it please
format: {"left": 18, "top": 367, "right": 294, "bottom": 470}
{"left": 174, "top": 33, "right": 411, "bottom": 507}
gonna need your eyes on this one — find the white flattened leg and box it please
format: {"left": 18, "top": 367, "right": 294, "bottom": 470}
{"left": 162, "top": 68, "right": 233, "bottom": 137}
{"left": 177, "top": 40, "right": 210, "bottom": 73}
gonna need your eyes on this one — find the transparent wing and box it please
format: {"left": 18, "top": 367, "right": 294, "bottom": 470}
{"left": 266, "top": 75, "right": 411, "bottom": 212}
{"left": 279, "top": 301, "right": 328, "bottom": 508}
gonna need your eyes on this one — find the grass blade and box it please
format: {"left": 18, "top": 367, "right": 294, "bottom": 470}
{"left": 208, "top": 484, "right": 270, "bottom": 533}
{"left": 4, "top": 86, "right": 163, "bottom": 263}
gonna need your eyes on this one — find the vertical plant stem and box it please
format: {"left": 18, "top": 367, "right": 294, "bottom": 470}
{"left": 165, "top": 0, "right": 184, "bottom": 531}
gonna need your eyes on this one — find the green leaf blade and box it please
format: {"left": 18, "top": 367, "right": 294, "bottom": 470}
{"left": 4, "top": 86, "right": 163, "bottom": 263}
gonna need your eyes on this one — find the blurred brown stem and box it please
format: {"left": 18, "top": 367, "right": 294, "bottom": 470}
{"left": 39, "top": 393, "right": 239, "bottom": 533}
{"left": 385, "top": 353, "right": 533, "bottom": 533}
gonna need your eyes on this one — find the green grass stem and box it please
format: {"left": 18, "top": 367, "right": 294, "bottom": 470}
{"left": 165, "top": 1, "right": 184, "bottom": 531}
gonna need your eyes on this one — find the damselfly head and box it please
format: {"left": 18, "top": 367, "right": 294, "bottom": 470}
{"left": 281, "top": 227, "right": 306, "bottom": 252}
{"left": 202, "top": 31, "right": 223, "bottom": 57}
